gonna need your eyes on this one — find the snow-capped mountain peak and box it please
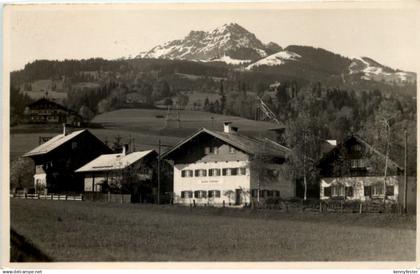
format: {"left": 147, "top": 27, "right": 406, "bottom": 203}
{"left": 137, "top": 23, "right": 282, "bottom": 63}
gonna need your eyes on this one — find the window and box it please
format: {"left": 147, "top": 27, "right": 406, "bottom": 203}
{"left": 222, "top": 168, "right": 229, "bottom": 176}
{"left": 273, "top": 190, "right": 280, "bottom": 197}
{"left": 194, "top": 190, "right": 207, "bottom": 198}
{"left": 229, "top": 146, "right": 236, "bottom": 154}
{"left": 386, "top": 185, "right": 395, "bottom": 196}
{"left": 351, "top": 159, "right": 366, "bottom": 169}
{"left": 364, "top": 186, "right": 372, "bottom": 197}
{"left": 324, "top": 187, "right": 331, "bottom": 197}
{"left": 345, "top": 186, "right": 353, "bottom": 197}
{"left": 71, "top": 141, "right": 78, "bottom": 149}
{"left": 267, "top": 190, "right": 273, "bottom": 197}
{"left": 352, "top": 144, "right": 362, "bottom": 152}
{"left": 240, "top": 168, "right": 246, "bottom": 175}
{"left": 230, "top": 168, "right": 238, "bottom": 176}
{"left": 181, "top": 170, "right": 193, "bottom": 177}
{"left": 259, "top": 190, "right": 266, "bottom": 198}
{"left": 194, "top": 169, "right": 207, "bottom": 177}
{"left": 208, "top": 190, "right": 221, "bottom": 198}
{"left": 181, "top": 191, "right": 193, "bottom": 198}
{"left": 372, "top": 184, "right": 384, "bottom": 196}
{"left": 205, "top": 146, "right": 218, "bottom": 155}
{"left": 332, "top": 185, "right": 345, "bottom": 197}
{"left": 209, "top": 168, "right": 221, "bottom": 176}
{"left": 251, "top": 189, "right": 258, "bottom": 198}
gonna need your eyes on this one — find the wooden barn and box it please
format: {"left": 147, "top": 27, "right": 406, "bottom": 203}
{"left": 161, "top": 122, "right": 294, "bottom": 206}
{"left": 76, "top": 148, "right": 158, "bottom": 203}
{"left": 23, "top": 127, "right": 112, "bottom": 194}
{"left": 317, "top": 134, "right": 409, "bottom": 202}
{"left": 24, "top": 98, "right": 83, "bottom": 126}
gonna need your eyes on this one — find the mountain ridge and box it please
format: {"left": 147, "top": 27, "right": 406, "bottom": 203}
{"left": 136, "top": 23, "right": 416, "bottom": 86}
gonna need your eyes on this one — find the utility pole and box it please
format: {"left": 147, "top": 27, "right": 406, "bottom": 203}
{"left": 157, "top": 139, "right": 161, "bottom": 205}
{"left": 404, "top": 130, "right": 408, "bottom": 214}
{"left": 383, "top": 120, "right": 390, "bottom": 201}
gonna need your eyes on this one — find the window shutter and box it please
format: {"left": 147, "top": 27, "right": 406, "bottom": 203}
{"left": 216, "top": 190, "right": 221, "bottom": 198}
{"left": 194, "top": 191, "right": 199, "bottom": 198}
{"left": 202, "top": 191, "right": 207, "bottom": 198}
{"left": 181, "top": 191, "right": 185, "bottom": 198}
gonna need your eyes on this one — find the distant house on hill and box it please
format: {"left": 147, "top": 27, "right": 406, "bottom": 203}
{"left": 23, "top": 127, "right": 112, "bottom": 194}
{"left": 161, "top": 122, "right": 294, "bottom": 206}
{"left": 76, "top": 148, "right": 158, "bottom": 203}
{"left": 317, "top": 134, "right": 406, "bottom": 202}
{"left": 24, "top": 98, "right": 83, "bottom": 126}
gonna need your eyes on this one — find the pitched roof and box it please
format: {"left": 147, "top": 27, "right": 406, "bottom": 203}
{"left": 23, "top": 129, "right": 87, "bottom": 157}
{"left": 27, "top": 98, "right": 81, "bottom": 116}
{"left": 76, "top": 150, "right": 156, "bottom": 172}
{"left": 320, "top": 134, "right": 402, "bottom": 169}
{"left": 161, "top": 128, "right": 290, "bottom": 159}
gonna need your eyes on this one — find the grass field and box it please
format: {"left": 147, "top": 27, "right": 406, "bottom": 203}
{"left": 10, "top": 108, "right": 278, "bottom": 160}
{"left": 10, "top": 199, "right": 416, "bottom": 262}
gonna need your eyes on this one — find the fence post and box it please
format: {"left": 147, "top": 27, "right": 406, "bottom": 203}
{"left": 319, "top": 201, "right": 322, "bottom": 213}
{"left": 193, "top": 199, "right": 196, "bottom": 207}
{"left": 341, "top": 200, "right": 343, "bottom": 213}
{"left": 223, "top": 200, "right": 225, "bottom": 208}
{"left": 359, "top": 201, "right": 362, "bottom": 214}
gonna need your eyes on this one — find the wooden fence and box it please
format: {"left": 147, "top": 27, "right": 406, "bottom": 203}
{"left": 11, "top": 192, "right": 132, "bottom": 204}
{"left": 10, "top": 193, "right": 83, "bottom": 201}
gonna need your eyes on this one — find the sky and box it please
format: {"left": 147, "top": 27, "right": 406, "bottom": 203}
{"left": 5, "top": 4, "right": 419, "bottom": 72}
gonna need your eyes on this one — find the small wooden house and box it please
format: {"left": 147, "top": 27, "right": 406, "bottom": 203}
{"left": 23, "top": 127, "right": 112, "bottom": 194}
{"left": 317, "top": 134, "right": 404, "bottom": 201}
{"left": 161, "top": 122, "right": 294, "bottom": 206}
{"left": 24, "top": 98, "right": 82, "bottom": 126}
{"left": 76, "top": 148, "right": 158, "bottom": 203}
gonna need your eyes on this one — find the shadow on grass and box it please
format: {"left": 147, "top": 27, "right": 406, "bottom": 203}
{"left": 10, "top": 228, "right": 52, "bottom": 262}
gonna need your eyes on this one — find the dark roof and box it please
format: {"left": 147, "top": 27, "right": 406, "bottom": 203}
{"left": 27, "top": 98, "right": 81, "bottom": 117}
{"left": 161, "top": 128, "right": 290, "bottom": 159}
{"left": 319, "top": 134, "right": 402, "bottom": 169}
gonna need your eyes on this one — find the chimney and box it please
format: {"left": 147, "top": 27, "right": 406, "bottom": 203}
{"left": 231, "top": 126, "right": 239, "bottom": 133}
{"left": 62, "top": 123, "right": 66, "bottom": 136}
{"left": 223, "top": 122, "right": 232, "bottom": 133}
{"left": 122, "top": 144, "right": 128, "bottom": 155}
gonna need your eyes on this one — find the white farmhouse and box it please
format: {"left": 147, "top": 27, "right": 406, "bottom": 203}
{"left": 161, "top": 122, "right": 294, "bottom": 206}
